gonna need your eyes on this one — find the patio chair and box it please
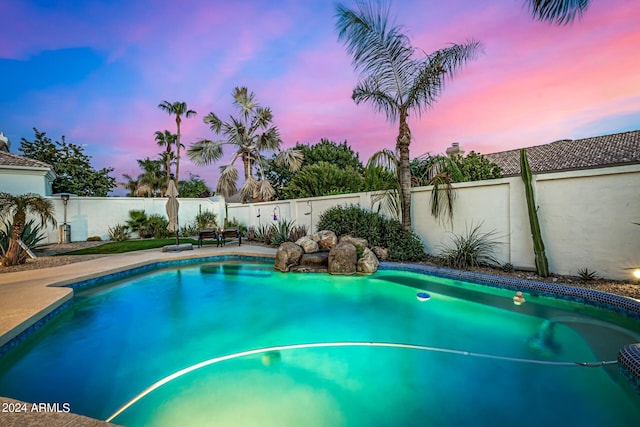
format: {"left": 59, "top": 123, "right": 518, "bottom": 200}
{"left": 197, "top": 228, "right": 218, "bottom": 248}
{"left": 216, "top": 227, "right": 242, "bottom": 247}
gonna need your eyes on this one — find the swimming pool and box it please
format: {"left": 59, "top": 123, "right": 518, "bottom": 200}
{"left": 1, "top": 261, "right": 639, "bottom": 426}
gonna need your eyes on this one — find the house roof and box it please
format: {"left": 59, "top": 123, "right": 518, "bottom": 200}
{"left": 485, "top": 130, "right": 640, "bottom": 176}
{"left": 0, "top": 151, "right": 54, "bottom": 170}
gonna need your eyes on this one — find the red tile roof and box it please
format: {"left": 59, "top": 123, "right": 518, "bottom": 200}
{"left": 485, "top": 130, "right": 640, "bottom": 176}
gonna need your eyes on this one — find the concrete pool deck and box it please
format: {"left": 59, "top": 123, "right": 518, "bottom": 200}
{"left": 0, "top": 244, "right": 277, "bottom": 349}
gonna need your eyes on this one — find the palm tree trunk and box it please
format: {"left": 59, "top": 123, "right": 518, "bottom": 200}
{"left": 243, "top": 154, "right": 252, "bottom": 180}
{"left": 3, "top": 211, "right": 27, "bottom": 266}
{"left": 397, "top": 111, "right": 412, "bottom": 231}
{"left": 175, "top": 115, "right": 181, "bottom": 185}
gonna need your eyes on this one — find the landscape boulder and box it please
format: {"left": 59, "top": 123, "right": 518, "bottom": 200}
{"left": 339, "top": 235, "right": 368, "bottom": 250}
{"left": 372, "top": 246, "right": 389, "bottom": 261}
{"left": 295, "top": 236, "right": 319, "bottom": 253}
{"left": 357, "top": 248, "right": 379, "bottom": 274}
{"left": 328, "top": 242, "right": 357, "bottom": 275}
{"left": 274, "top": 242, "right": 304, "bottom": 272}
{"left": 314, "top": 230, "right": 338, "bottom": 250}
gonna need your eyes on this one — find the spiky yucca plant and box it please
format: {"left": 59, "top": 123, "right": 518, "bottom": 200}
{"left": 438, "top": 223, "right": 501, "bottom": 269}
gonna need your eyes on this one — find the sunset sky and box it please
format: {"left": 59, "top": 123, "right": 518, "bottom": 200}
{"left": 1, "top": 0, "right": 639, "bottom": 192}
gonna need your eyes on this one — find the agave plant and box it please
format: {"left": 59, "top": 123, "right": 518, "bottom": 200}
{"left": 269, "top": 219, "right": 296, "bottom": 247}
{"left": 0, "top": 218, "right": 47, "bottom": 254}
{"left": 0, "top": 192, "right": 56, "bottom": 266}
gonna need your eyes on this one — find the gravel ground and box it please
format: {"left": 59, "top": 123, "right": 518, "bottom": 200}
{"left": 0, "top": 242, "right": 106, "bottom": 274}
{"left": 416, "top": 256, "right": 640, "bottom": 300}
{"left": 2, "top": 242, "right": 639, "bottom": 300}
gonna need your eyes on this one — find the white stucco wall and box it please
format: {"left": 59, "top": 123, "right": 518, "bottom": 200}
{"left": 227, "top": 165, "right": 639, "bottom": 281}
{"left": 0, "top": 167, "right": 55, "bottom": 196}
{"left": 38, "top": 196, "right": 225, "bottom": 243}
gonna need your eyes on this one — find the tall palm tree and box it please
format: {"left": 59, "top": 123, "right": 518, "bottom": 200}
{"left": 368, "top": 150, "right": 463, "bottom": 225}
{"left": 119, "top": 173, "right": 140, "bottom": 197}
{"left": 188, "top": 87, "right": 303, "bottom": 203}
{"left": 336, "top": 1, "right": 482, "bottom": 231}
{"left": 136, "top": 157, "right": 167, "bottom": 197}
{"left": 154, "top": 130, "right": 178, "bottom": 175}
{"left": 526, "top": 0, "right": 590, "bottom": 25}
{"left": 0, "top": 192, "right": 56, "bottom": 266}
{"left": 158, "top": 101, "right": 197, "bottom": 185}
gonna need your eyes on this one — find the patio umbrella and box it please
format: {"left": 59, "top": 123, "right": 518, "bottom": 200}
{"left": 166, "top": 179, "right": 180, "bottom": 246}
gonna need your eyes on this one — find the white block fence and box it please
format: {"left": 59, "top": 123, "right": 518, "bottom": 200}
{"left": 11, "top": 164, "right": 638, "bottom": 281}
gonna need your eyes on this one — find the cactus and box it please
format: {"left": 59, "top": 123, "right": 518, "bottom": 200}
{"left": 520, "top": 148, "right": 549, "bottom": 277}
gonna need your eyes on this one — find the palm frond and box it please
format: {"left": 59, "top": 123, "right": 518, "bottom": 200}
{"left": 274, "top": 148, "right": 304, "bottom": 172}
{"left": 367, "top": 148, "right": 398, "bottom": 172}
{"left": 216, "top": 164, "right": 239, "bottom": 197}
{"left": 352, "top": 76, "right": 402, "bottom": 122}
{"left": 336, "top": 1, "right": 414, "bottom": 78}
{"left": 233, "top": 86, "right": 257, "bottom": 122}
{"left": 527, "top": 0, "right": 589, "bottom": 25}
{"left": 407, "top": 40, "right": 483, "bottom": 116}
{"left": 203, "top": 112, "right": 223, "bottom": 133}
{"left": 429, "top": 172, "right": 456, "bottom": 225}
{"left": 255, "top": 126, "right": 282, "bottom": 151}
{"left": 257, "top": 179, "right": 276, "bottom": 201}
{"left": 250, "top": 107, "right": 274, "bottom": 133}
{"left": 187, "top": 140, "right": 224, "bottom": 165}
{"left": 240, "top": 175, "right": 258, "bottom": 203}
{"left": 366, "top": 150, "right": 401, "bottom": 219}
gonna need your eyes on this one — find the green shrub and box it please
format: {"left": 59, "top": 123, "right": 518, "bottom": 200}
{"left": 180, "top": 222, "right": 200, "bottom": 237}
{"left": 317, "top": 205, "right": 425, "bottom": 262}
{"left": 502, "top": 262, "right": 514, "bottom": 273}
{"left": 147, "top": 214, "right": 172, "bottom": 238}
{"left": 86, "top": 236, "right": 102, "bottom": 242}
{"left": 196, "top": 210, "right": 218, "bottom": 229}
{"left": 108, "top": 223, "right": 130, "bottom": 241}
{"left": 126, "top": 210, "right": 149, "bottom": 237}
{"left": 438, "top": 223, "right": 501, "bottom": 269}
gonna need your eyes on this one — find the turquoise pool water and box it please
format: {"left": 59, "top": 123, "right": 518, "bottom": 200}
{"left": 1, "top": 262, "right": 639, "bottom": 426}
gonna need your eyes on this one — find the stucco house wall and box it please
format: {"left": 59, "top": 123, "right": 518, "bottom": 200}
{"left": 0, "top": 152, "right": 55, "bottom": 196}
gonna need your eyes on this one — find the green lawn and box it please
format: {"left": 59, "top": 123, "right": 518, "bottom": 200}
{"left": 61, "top": 238, "right": 216, "bottom": 255}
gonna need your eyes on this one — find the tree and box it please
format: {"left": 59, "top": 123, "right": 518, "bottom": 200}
{"left": 526, "top": 0, "right": 590, "bottom": 25}
{"left": 187, "top": 86, "right": 303, "bottom": 203}
{"left": 120, "top": 173, "right": 140, "bottom": 197}
{"left": 336, "top": 1, "right": 482, "bottom": 231}
{"left": 0, "top": 192, "right": 56, "bottom": 266}
{"left": 179, "top": 173, "right": 212, "bottom": 198}
{"left": 135, "top": 158, "right": 166, "bottom": 197}
{"left": 452, "top": 151, "right": 502, "bottom": 181}
{"left": 154, "top": 130, "right": 178, "bottom": 175}
{"left": 264, "top": 138, "right": 364, "bottom": 199}
{"left": 19, "top": 128, "right": 115, "bottom": 196}
{"left": 283, "top": 162, "right": 364, "bottom": 199}
{"left": 158, "top": 101, "right": 197, "bottom": 185}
